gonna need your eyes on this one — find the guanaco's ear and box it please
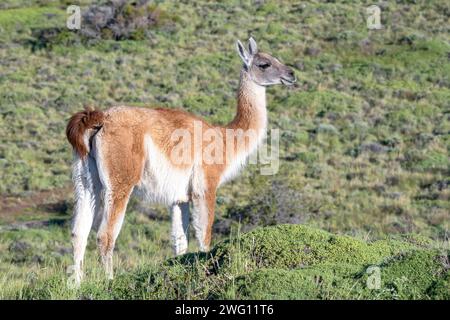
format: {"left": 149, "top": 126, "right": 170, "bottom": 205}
{"left": 236, "top": 39, "right": 252, "bottom": 68}
{"left": 248, "top": 37, "right": 258, "bottom": 55}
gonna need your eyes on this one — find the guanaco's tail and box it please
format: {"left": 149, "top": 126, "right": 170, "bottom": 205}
{"left": 66, "top": 106, "right": 104, "bottom": 159}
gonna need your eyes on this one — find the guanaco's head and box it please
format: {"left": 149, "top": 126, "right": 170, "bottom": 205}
{"left": 236, "top": 37, "right": 296, "bottom": 86}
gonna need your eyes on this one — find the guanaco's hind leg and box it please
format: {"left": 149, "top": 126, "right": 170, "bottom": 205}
{"left": 96, "top": 186, "right": 133, "bottom": 279}
{"left": 71, "top": 156, "right": 102, "bottom": 285}
{"left": 94, "top": 129, "right": 144, "bottom": 279}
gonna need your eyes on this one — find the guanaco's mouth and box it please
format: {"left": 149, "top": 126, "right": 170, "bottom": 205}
{"left": 281, "top": 77, "right": 296, "bottom": 85}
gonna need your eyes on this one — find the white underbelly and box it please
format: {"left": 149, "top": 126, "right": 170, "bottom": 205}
{"left": 136, "top": 136, "right": 192, "bottom": 205}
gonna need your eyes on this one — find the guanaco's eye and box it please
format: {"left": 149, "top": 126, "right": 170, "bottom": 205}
{"left": 258, "top": 63, "right": 271, "bottom": 70}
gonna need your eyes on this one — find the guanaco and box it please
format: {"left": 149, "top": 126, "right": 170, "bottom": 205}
{"left": 66, "top": 37, "right": 295, "bottom": 283}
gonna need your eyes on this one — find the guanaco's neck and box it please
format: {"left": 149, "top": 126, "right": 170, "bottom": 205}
{"left": 227, "top": 70, "right": 267, "bottom": 132}
{"left": 217, "top": 70, "right": 268, "bottom": 183}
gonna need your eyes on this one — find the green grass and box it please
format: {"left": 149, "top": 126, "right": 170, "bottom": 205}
{"left": 0, "top": 0, "right": 449, "bottom": 299}
{"left": 7, "top": 224, "right": 449, "bottom": 300}
{"left": 0, "top": 210, "right": 174, "bottom": 299}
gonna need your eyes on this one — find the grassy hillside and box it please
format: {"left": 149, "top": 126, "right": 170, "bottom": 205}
{"left": 12, "top": 224, "right": 450, "bottom": 299}
{"left": 0, "top": 0, "right": 449, "bottom": 299}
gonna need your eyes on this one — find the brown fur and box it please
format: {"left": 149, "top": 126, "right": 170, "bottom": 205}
{"left": 66, "top": 106, "right": 105, "bottom": 159}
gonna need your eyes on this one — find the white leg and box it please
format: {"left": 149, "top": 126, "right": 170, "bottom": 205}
{"left": 71, "top": 158, "right": 96, "bottom": 285}
{"left": 71, "top": 195, "right": 94, "bottom": 285}
{"left": 171, "top": 202, "right": 190, "bottom": 255}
